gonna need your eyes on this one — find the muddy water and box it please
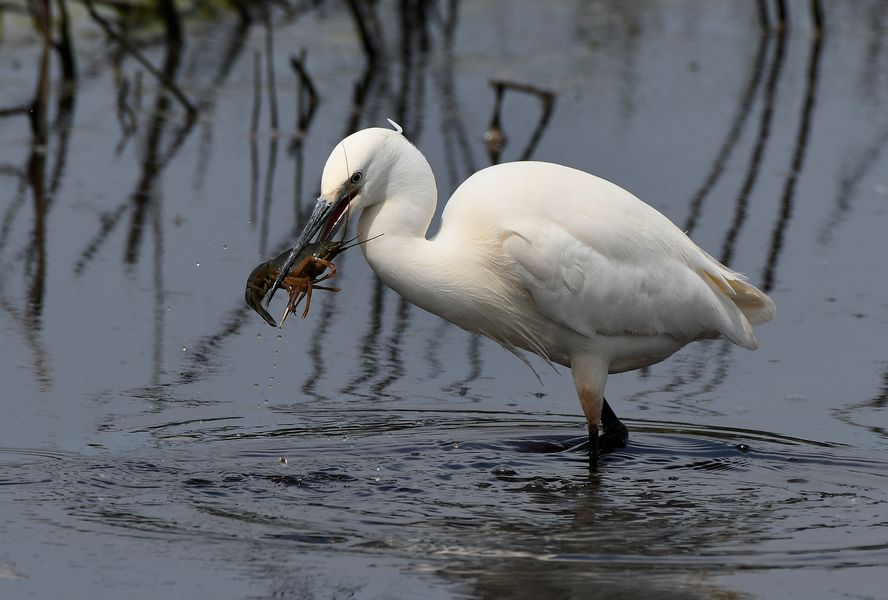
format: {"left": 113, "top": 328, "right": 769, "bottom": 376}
{"left": 1, "top": 1, "right": 887, "bottom": 598}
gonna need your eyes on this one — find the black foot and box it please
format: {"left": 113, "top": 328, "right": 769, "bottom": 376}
{"left": 600, "top": 421, "right": 629, "bottom": 453}
{"left": 599, "top": 397, "right": 629, "bottom": 453}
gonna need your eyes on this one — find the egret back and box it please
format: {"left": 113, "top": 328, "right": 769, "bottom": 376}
{"left": 439, "top": 161, "right": 774, "bottom": 353}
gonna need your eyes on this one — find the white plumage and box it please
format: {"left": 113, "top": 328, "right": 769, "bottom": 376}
{"left": 286, "top": 126, "right": 776, "bottom": 456}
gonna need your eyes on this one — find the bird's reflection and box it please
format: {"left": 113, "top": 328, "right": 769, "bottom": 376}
{"left": 427, "top": 467, "right": 754, "bottom": 599}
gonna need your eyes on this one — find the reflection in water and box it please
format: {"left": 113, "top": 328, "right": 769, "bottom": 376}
{"left": 447, "top": 333, "right": 482, "bottom": 398}
{"left": 436, "top": 0, "right": 478, "bottom": 190}
{"left": 453, "top": 77, "right": 557, "bottom": 394}
{"left": 26, "top": 2, "right": 51, "bottom": 327}
{"left": 338, "top": 0, "right": 428, "bottom": 399}
{"left": 21, "top": 416, "right": 888, "bottom": 599}
{"left": 835, "top": 365, "right": 888, "bottom": 441}
{"left": 328, "top": 0, "right": 387, "bottom": 398}
{"left": 0, "top": 0, "right": 54, "bottom": 390}
{"left": 0, "top": 175, "right": 28, "bottom": 255}
{"left": 396, "top": 0, "right": 430, "bottom": 139}
{"left": 175, "top": 305, "right": 251, "bottom": 387}
{"left": 637, "top": 25, "right": 824, "bottom": 403}
{"left": 373, "top": 296, "right": 411, "bottom": 396}
{"left": 684, "top": 33, "right": 770, "bottom": 234}
{"left": 263, "top": 9, "right": 280, "bottom": 134}
{"left": 817, "top": 123, "right": 888, "bottom": 245}
{"left": 288, "top": 50, "right": 319, "bottom": 230}
{"left": 340, "top": 273, "right": 385, "bottom": 397}
{"left": 628, "top": 341, "right": 732, "bottom": 415}
{"left": 575, "top": 2, "right": 643, "bottom": 120}
{"left": 82, "top": 0, "right": 196, "bottom": 118}
{"left": 258, "top": 8, "right": 281, "bottom": 256}
{"left": 49, "top": 0, "right": 77, "bottom": 199}
{"left": 761, "top": 31, "right": 823, "bottom": 292}
{"left": 484, "top": 80, "right": 555, "bottom": 165}
{"left": 369, "top": 0, "right": 437, "bottom": 397}
{"left": 259, "top": 118, "right": 279, "bottom": 256}
{"left": 70, "top": 2, "right": 256, "bottom": 387}
{"left": 249, "top": 50, "right": 261, "bottom": 226}
{"left": 122, "top": 1, "right": 190, "bottom": 386}
{"left": 719, "top": 30, "right": 786, "bottom": 268}
{"left": 4, "top": 3, "right": 888, "bottom": 597}
{"left": 114, "top": 74, "right": 138, "bottom": 154}
{"left": 193, "top": 13, "right": 251, "bottom": 190}
{"left": 346, "top": 0, "right": 383, "bottom": 65}
{"left": 859, "top": 2, "right": 887, "bottom": 103}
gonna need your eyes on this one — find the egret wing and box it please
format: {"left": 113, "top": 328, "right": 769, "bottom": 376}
{"left": 442, "top": 161, "right": 770, "bottom": 349}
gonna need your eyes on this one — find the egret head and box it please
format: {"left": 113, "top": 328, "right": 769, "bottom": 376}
{"left": 316, "top": 126, "right": 405, "bottom": 236}
{"left": 265, "top": 123, "right": 427, "bottom": 304}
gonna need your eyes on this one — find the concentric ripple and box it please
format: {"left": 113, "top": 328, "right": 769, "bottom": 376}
{"left": 3, "top": 413, "right": 885, "bottom": 597}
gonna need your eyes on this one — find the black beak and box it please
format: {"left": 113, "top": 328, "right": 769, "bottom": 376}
{"left": 265, "top": 190, "right": 353, "bottom": 305}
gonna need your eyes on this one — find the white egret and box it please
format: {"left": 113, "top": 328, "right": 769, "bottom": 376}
{"left": 266, "top": 124, "right": 776, "bottom": 458}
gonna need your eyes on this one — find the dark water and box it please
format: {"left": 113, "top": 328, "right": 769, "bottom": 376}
{"left": 2, "top": 1, "right": 887, "bottom": 598}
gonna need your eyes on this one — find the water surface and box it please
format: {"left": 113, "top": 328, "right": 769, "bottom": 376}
{"left": 1, "top": 1, "right": 887, "bottom": 598}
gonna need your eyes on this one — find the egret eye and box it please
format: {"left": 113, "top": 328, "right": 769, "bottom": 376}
{"left": 350, "top": 171, "right": 363, "bottom": 184}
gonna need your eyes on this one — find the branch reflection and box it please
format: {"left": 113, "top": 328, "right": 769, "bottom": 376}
{"left": 761, "top": 31, "right": 823, "bottom": 292}
{"left": 719, "top": 30, "right": 786, "bottom": 268}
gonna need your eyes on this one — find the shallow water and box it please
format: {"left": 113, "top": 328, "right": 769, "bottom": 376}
{"left": 1, "top": 1, "right": 887, "bottom": 598}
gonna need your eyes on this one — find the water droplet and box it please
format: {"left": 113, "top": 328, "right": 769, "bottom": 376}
{"left": 181, "top": 346, "right": 187, "bottom": 352}
{"left": 256, "top": 333, "right": 262, "bottom": 339}
{"left": 253, "top": 383, "right": 259, "bottom": 389}
{"left": 272, "top": 363, "right": 277, "bottom": 368}
{"left": 221, "top": 244, "right": 228, "bottom": 250}
{"left": 195, "top": 262, "right": 200, "bottom": 267}
{"left": 276, "top": 334, "right": 283, "bottom": 340}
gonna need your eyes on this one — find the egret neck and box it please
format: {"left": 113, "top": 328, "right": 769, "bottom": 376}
{"left": 356, "top": 177, "right": 459, "bottom": 320}
{"left": 355, "top": 158, "right": 519, "bottom": 343}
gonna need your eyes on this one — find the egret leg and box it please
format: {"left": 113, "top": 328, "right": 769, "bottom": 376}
{"left": 600, "top": 398, "right": 628, "bottom": 452}
{"left": 570, "top": 354, "right": 608, "bottom": 463}
{"left": 588, "top": 424, "right": 601, "bottom": 463}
